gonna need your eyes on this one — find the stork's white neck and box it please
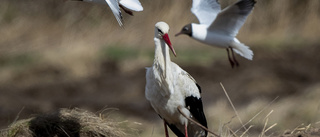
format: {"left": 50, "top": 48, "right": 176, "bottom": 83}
{"left": 153, "top": 37, "right": 171, "bottom": 76}
{"left": 153, "top": 37, "right": 173, "bottom": 96}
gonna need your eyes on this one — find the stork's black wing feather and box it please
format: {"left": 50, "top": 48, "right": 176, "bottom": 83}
{"left": 167, "top": 123, "right": 185, "bottom": 137}
{"left": 161, "top": 116, "right": 184, "bottom": 137}
{"left": 185, "top": 83, "right": 208, "bottom": 136}
{"left": 165, "top": 83, "right": 207, "bottom": 137}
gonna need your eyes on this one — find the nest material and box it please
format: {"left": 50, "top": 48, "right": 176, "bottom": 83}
{"left": 1, "top": 108, "right": 129, "bottom": 137}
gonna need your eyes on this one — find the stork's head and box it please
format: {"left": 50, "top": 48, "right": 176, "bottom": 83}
{"left": 155, "top": 22, "right": 176, "bottom": 57}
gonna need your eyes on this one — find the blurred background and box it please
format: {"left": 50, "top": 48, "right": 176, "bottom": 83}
{"left": 1, "top": 0, "right": 320, "bottom": 136}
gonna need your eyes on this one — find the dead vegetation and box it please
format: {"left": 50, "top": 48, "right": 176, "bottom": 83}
{"left": 1, "top": 0, "right": 320, "bottom": 136}
{"left": 0, "top": 108, "right": 131, "bottom": 137}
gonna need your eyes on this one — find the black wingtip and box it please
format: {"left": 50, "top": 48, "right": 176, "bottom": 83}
{"left": 167, "top": 124, "right": 185, "bottom": 137}
{"left": 216, "top": 0, "right": 220, "bottom": 5}
{"left": 185, "top": 96, "right": 208, "bottom": 136}
{"left": 119, "top": 4, "right": 134, "bottom": 16}
{"left": 235, "top": 0, "right": 256, "bottom": 15}
{"left": 236, "top": 0, "right": 256, "bottom": 8}
{"left": 196, "top": 83, "right": 202, "bottom": 93}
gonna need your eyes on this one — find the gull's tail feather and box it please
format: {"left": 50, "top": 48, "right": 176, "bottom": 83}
{"left": 231, "top": 39, "right": 253, "bottom": 60}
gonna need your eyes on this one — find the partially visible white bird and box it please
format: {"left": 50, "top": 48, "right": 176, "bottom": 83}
{"left": 71, "top": 0, "right": 143, "bottom": 26}
{"left": 176, "top": 0, "right": 256, "bottom": 68}
{"left": 145, "top": 21, "right": 208, "bottom": 137}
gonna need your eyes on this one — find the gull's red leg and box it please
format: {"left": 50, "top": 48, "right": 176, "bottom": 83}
{"left": 226, "top": 48, "right": 235, "bottom": 68}
{"left": 231, "top": 47, "right": 239, "bottom": 67}
{"left": 164, "top": 120, "right": 169, "bottom": 137}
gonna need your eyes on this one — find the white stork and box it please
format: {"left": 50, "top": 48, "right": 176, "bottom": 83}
{"left": 69, "top": 0, "right": 143, "bottom": 26}
{"left": 145, "top": 21, "right": 208, "bottom": 137}
{"left": 175, "top": 0, "right": 256, "bottom": 68}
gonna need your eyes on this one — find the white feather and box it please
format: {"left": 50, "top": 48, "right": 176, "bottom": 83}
{"left": 119, "top": 0, "right": 143, "bottom": 11}
{"left": 191, "top": 0, "right": 221, "bottom": 25}
{"left": 209, "top": 0, "right": 255, "bottom": 37}
{"left": 104, "top": 0, "right": 123, "bottom": 26}
{"left": 231, "top": 38, "right": 253, "bottom": 60}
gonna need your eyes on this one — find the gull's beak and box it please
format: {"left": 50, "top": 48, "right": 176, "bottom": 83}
{"left": 175, "top": 32, "right": 183, "bottom": 37}
{"left": 162, "top": 33, "right": 176, "bottom": 57}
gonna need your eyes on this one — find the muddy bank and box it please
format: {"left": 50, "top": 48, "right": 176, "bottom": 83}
{"left": 1, "top": 45, "right": 320, "bottom": 129}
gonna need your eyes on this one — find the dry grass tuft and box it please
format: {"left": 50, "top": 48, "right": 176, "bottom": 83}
{"left": 218, "top": 83, "right": 279, "bottom": 137}
{"left": 280, "top": 124, "right": 320, "bottom": 137}
{"left": 0, "top": 118, "right": 33, "bottom": 137}
{"left": 0, "top": 108, "right": 131, "bottom": 137}
{"left": 215, "top": 83, "right": 320, "bottom": 137}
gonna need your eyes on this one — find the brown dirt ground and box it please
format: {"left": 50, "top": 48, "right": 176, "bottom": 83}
{"left": 1, "top": 45, "right": 320, "bottom": 136}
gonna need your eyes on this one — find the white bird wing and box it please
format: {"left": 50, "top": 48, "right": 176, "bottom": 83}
{"left": 174, "top": 63, "right": 208, "bottom": 135}
{"left": 191, "top": 0, "right": 221, "bottom": 25}
{"left": 171, "top": 63, "right": 201, "bottom": 97}
{"left": 119, "top": 0, "right": 143, "bottom": 11}
{"left": 208, "top": 0, "right": 256, "bottom": 37}
{"left": 105, "top": 0, "right": 123, "bottom": 26}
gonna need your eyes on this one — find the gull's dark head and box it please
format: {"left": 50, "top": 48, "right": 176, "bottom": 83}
{"left": 175, "top": 24, "right": 192, "bottom": 37}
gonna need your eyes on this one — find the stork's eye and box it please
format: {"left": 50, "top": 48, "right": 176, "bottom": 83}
{"left": 158, "top": 29, "right": 163, "bottom": 34}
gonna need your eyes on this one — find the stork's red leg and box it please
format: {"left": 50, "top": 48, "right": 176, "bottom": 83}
{"left": 164, "top": 120, "right": 169, "bottom": 137}
{"left": 184, "top": 123, "right": 188, "bottom": 137}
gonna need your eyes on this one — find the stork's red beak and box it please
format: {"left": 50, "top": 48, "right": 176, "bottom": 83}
{"left": 163, "top": 33, "right": 176, "bottom": 57}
